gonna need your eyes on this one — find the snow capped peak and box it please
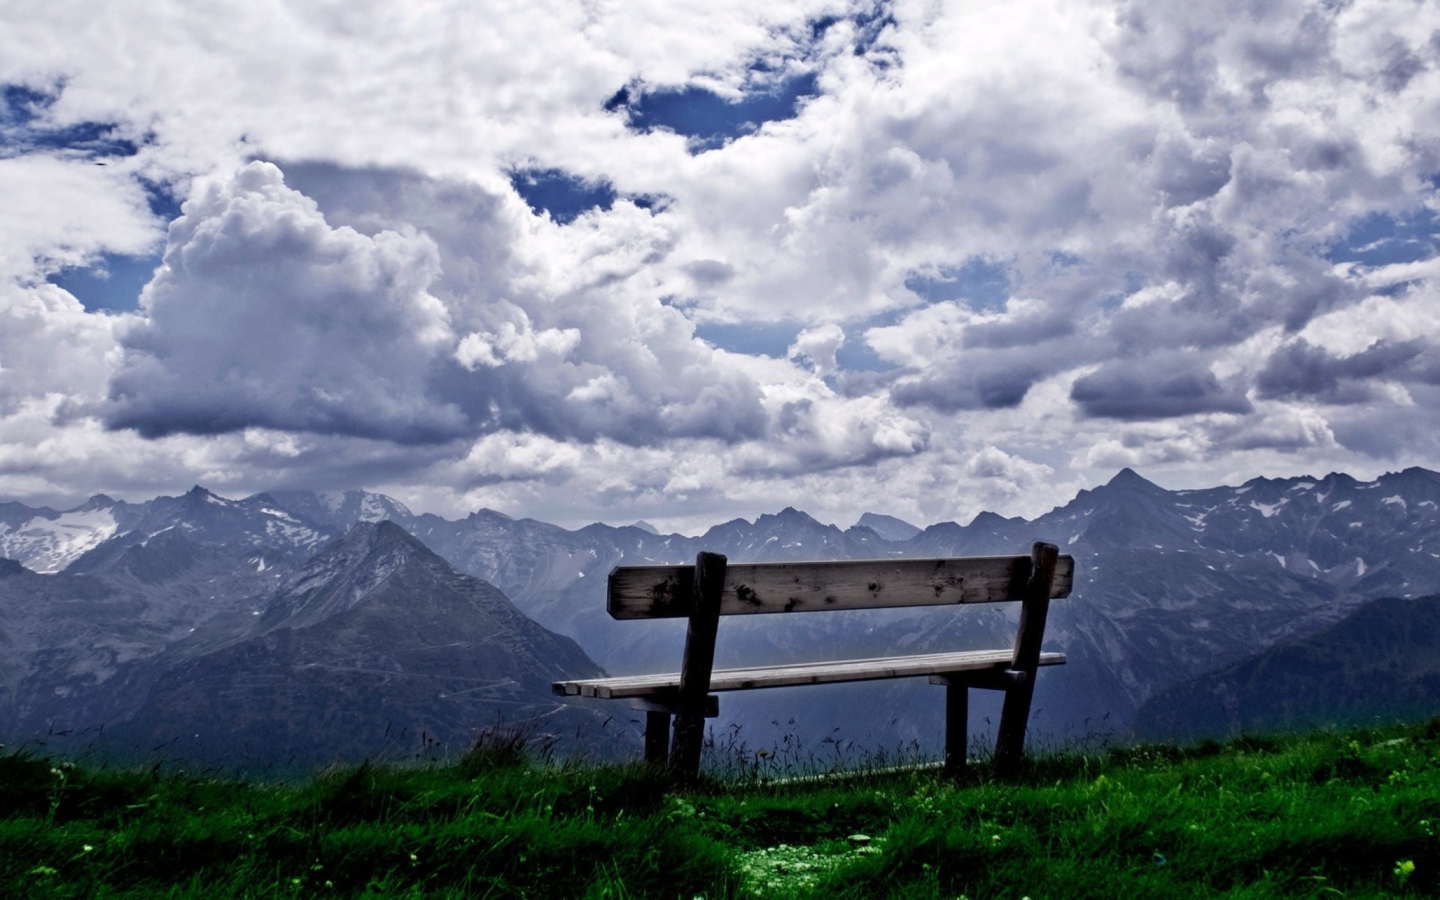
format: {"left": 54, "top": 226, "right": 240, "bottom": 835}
{"left": 358, "top": 491, "right": 411, "bottom": 521}
{"left": 0, "top": 505, "right": 119, "bottom": 573}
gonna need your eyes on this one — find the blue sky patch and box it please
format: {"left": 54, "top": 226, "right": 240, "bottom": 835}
{"left": 1329, "top": 208, "right": 1440, "bottom": 267}
{"left": 610, "top": 71, "right": 819, "bottom": 152}
{"left": 141, "top": 177, "right": 184, "bottom": 222}
{"left": 694, "top": 318, "right": 896, "bottom": 373}
{"left": 1099, "top": 271, "right": 1146, "bottom": 312}
{"left": 808, "top": 4, "right": 897, "bottom": 60}
{"left": 509, "top": 167, "right": 616, "bottom": 224}
{"left": 2, "top": 83, "right": 141, "bottom": 160}
{"left": 2, "top": 84, "right": 55, "bottom": 128}
{"left": 694, "top": 320, "right": 800, "bottom": 358}
{"left": 48, "top": 252, "right": 160, "bottom": 313}
{"left": 834, "top": 328, "right": 895, "bottom": 373}
{"left": 904, "top": 258, "right": 1011, "bottom": 312}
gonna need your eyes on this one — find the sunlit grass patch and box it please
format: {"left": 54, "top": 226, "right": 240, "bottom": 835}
{"left": 736, "top": 835, "right": 884, "bottom": 896}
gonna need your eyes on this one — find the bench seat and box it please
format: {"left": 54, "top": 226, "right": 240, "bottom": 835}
{"left": 554, "top": 649, "right": 1066, "bottom": 699}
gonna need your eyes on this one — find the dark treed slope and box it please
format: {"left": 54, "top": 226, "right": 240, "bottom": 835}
{"left": 1135, "top": 594, "right": 1440, "bottom": 740}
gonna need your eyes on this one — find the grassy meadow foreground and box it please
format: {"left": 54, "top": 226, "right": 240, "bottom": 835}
{"left": 4, "top": 722, "right": 1440, "bottom": 898}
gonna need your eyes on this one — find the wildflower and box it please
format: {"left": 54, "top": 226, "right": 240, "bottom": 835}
{"left": 1395, "top": 859, "right": 1416, "bottom": 882}
{"left": 81, "top": 845, "right": 94, "bottom": 853}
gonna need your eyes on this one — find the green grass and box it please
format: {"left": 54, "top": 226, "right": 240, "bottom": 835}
{"left": 4, "top": 721, "right": 1440, "bottom": 898}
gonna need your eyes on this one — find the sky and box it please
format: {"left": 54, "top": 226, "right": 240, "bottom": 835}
{"left": 2, "top": 0, "right": 1440, "bottom": 534}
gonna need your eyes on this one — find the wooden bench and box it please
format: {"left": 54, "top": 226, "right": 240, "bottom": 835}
{"left": 553, "top": 542, "right": 1074, "bottom": 779}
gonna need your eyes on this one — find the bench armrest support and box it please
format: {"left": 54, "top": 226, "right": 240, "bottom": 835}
{"left": 994, "top": 541, "right": 1059, "bottom": 775}
{"left": 671, "top": 551, "right": 727, "bottom": 779}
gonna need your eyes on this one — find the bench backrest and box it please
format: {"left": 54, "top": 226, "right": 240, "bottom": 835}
{"left": 608, "top": 552, "right": 1076, "bottom": 620}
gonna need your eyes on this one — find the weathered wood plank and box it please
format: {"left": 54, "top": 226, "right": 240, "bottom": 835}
{"left": 551, "top": 649, "right": 1066, "bottom": 699}
{"left": 607, "top": 554, "right": 1075, "bottom": 620}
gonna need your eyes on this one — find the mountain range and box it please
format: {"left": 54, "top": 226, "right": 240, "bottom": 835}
{"left": 3, "top": 466, "right": 1439, "bottom": 767}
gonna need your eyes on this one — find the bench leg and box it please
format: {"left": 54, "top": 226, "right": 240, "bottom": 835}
{"left": 993, "top": 674, "right": 1035, "bottom": 777}
{"left": 645, "top": 711, "right": 670, "bottom": 766}
{"left": 944, "top": 682, "right": 968, "bottom": 777}
{"left": 993, "top": 542, "right": 1058, "bottom": 777}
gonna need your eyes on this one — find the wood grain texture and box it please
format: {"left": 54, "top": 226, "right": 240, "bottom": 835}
{"left": 552, "top": 650, "right": 1066, "bottom": 699}
{"left": 607, "top": 554, "right": 1075, "bottom": 620}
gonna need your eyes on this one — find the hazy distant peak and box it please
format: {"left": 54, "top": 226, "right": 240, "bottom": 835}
{"left": 967, "top": 510, "right": 1020, "bottom": 528}
{"left": 340, "top": 518, "right": 424, "bottom": 552}
{"left": 629, "top": 520, "right": 659, "bottom": 534}
{"left": 1105, "top": 467, "right": 1163, "bottom": 492}
{"left": 467, "top": 507, "right": 515, "bottom": 522}
{"left": 855, "top": 512, "right": 921, "bottom": 541}
{"left": 770, "top": 506, "right": 823, "bottom": 525}
{"left": 180, "top": 485, "right": 229, "bottom": 508}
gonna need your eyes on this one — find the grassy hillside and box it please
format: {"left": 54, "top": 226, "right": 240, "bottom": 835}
{"left": 4, "top": 721, "right": 1440, "bottom": 898}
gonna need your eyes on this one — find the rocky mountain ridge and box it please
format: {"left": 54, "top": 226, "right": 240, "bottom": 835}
{"left": 4, "top": 466, "right": 1438, "bottom": 757}
{"left": 0, "top": 516, "right": 607, "bottom": 769}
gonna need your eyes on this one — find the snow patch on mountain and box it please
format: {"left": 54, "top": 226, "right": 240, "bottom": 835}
{"left": 0, "top": 506, "right": 120, "bottom": 573}
{"left": 1250, "top": 500, "right": 1284, "bottom": 518}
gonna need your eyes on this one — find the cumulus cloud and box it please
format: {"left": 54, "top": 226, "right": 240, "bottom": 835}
{"left": 106, "top": 162, "right": 463, "bottom": 443}
{"left": 4, "top": 0, "right": 1440, "bottom": 526}
{"left": 98, "top": 161, "right": 785, "bottom": 450}
{"left": 787, "top": 323, "right": 845, "bottom": 376}
{"left": 455, "top": 317, "right": 581, "bottom": 370}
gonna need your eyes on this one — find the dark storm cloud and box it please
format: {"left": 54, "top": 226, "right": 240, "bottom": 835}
{"left": 1071, "top": 356, "right": 1252, "bottom": 420}
{"left": 962, "top": 309, "right": 1074, "bottom": 350}
{"left": 682, "top": 258, "right": 736, "bottom": 287}
{"left": 1257, "top": 337, "right": 1435, "bottom": 404}
{"left": 1152, "top": 135, "right": 1232, "bottom": 207}
{"left": 890, "top": 345, "right": 1049, "bottom": 412}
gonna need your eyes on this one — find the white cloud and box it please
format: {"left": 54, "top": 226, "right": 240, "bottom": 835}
{"left": 787, "top": 322, "right": 845, "bottom": 376}
{"left": 106, "top": 161, "right": 462, "bottom": 443}
{"left": 455, "top": 317, "right": 581, "bottom": 369}
{"left": 2, "top": 0, "right": 1440, "bottom": 527}
{"left": 0, "top": 155, "right": 161, "bottom": 281}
